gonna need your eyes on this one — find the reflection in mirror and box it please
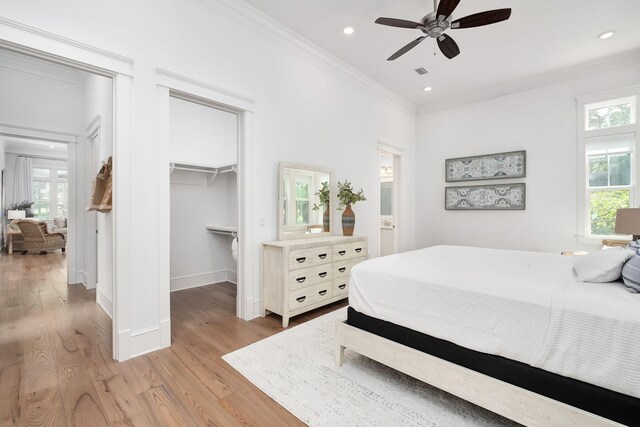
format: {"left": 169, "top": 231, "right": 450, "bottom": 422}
{"left": 280, "top": 163, "right": 332, "bottom": 240}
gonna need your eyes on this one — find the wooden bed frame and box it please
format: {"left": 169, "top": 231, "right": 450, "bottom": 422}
{"left": 335, "top": 321, "right": 621, "bottom": 427}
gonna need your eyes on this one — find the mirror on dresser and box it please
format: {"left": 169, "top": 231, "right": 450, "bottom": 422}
{"left": 278, "top": 162, "right": 333, "bottom": 241}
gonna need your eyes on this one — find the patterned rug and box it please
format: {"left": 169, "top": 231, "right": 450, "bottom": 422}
{"left": 222, "top": 308, "right": 518, "bottom": 426}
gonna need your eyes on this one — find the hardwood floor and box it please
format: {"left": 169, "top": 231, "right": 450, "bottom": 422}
{"left": 0, "top": 251, "right": 347, "bottom": 426}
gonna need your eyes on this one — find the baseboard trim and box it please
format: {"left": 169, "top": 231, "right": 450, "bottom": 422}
{"left": 129, "top": 325, "right": 162, "bottom": 358}
{"left": 96, "top": 288, "right": 112, "bottom": 319}
{"left": 252, "top": 298, "right": 262, "bottom": 319}
{"left": 77, "top": 270, "right": 91, "bottom": 288}
{"left": 170, "top": 269, "right": 237, "bottom": 292}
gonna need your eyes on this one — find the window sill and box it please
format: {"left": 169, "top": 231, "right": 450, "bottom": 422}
{"left": 576, "top": 235, "right": 631, "bottom": 245}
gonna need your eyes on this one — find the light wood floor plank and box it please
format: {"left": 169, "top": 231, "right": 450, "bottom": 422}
{"left": 0, "top": 252, "right": 346, "bottom": 426}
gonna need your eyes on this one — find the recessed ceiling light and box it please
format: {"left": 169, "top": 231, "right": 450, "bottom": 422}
{"left": 423, "top": 87, "right": 432, "bottom": 92}
{"left": 49, "top": 145, "right": 55, "bottom": 148}
{"left": 343, "top": 27, "right": 354, "bottom": 35}
{"left": 598, "top": 30, "right": 615, "bottom": 40}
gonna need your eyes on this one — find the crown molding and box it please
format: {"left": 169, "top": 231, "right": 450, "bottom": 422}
{"left": 191, "top": 0, "right": 416, "bottom": 114}
{"left": 417, "top": 48, "right": 640, "bottom": 115}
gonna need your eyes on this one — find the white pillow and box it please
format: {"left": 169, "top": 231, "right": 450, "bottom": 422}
{"left": 574, "top": 247, "right": 636, "bottom": 282}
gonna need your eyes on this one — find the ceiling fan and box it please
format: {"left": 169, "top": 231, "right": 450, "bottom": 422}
{"left": 375, "top": 0, "right": 511, "bottom": 60}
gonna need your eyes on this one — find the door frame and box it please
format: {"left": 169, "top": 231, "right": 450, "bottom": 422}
{"left": 377, "top": 142, "right": 403, "bottom": 256}
{"left": 156, "top": 69, "right": 256, "bottom": 351}
{"left": 0, "top": 17, "right": 134, "bottom": 360}
{"left": 86, "top": 115, "right": 101, "bottom": 291}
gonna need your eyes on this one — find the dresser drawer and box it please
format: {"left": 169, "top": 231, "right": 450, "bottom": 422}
{"left": 288, "top": 246, "right": 332, "bottom": 270}
{"left": 288, "top": 264, "right": 332, "bottom": 290}
{"left": 332, "top": 278, "right": 349, "bottom": 297}
{"left": 334, "top": 256, "right": 366, "bottom": 278}
{"left": 289, "top": 281, "right": 332, "bottom": 310}
{"left": 333, "top": 241, "right": 367, "bottom": 261}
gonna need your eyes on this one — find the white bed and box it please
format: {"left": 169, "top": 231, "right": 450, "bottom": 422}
{"left": 348, "top": 245, "right": 640, "bottom": 400}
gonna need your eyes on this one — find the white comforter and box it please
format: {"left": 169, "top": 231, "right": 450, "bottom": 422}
{"left": 349, "top": 245, "right": 640, "bottom": 398}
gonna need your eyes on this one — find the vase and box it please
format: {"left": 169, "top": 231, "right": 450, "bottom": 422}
{"left": 323, "top": 206, "right": 330, "bottom": 232}
{"left": 342, "top": 204, "right": 355, "bottom": 236}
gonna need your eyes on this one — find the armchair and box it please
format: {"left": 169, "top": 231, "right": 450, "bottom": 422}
{"left": 15, "top": 220, "right": 66, "bottom": 254}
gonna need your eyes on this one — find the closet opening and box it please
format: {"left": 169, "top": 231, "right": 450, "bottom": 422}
{"left": 168, "top": 93, "right": 240, "bottom": 325}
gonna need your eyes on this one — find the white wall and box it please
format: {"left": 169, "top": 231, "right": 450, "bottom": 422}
{"left": 415, "top": 64, "right": 640, "bottom": 254}
{"left": 0, "top": 0, "right": 416, "bottom": 358}
{"left": 83, "top": 74, "right": 114, "bottom": 317}
{"left": 170, "top": 172, "right": 236, "bottom": 290}
{"left": 169, "top": 96, "right": 238, "bottom": 167}
{"left": 0, "top": 64, "right": 83, "bottom": 133}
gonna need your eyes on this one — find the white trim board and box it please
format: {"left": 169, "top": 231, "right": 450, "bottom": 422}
{"left": 0, "top": 17, "right": 134, "bottom": 77}
{"left": 0, "top": 123, "right": 78, "bottom": 144}
{"left": 191, "top": 0, "right": 416, "bottom": 114}
{"left": 170, "top": 270, "right": 238, "bottom": 292}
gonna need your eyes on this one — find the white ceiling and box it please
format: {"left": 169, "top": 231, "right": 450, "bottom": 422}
{"left": 242, "top": 0, "right": 640, "bottom": 110}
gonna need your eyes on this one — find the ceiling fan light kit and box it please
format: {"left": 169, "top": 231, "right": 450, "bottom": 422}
{"left": 375, "top": 0, "right": 512, "bottom": 60}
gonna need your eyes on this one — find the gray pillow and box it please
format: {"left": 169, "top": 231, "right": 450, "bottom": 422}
{"left": 622, "top": 255, "right": 640, "bottom": 293}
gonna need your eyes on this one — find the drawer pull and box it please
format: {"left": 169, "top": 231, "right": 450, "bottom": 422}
{"left": 296, "top": 296, "right": 306, "bottom": 303}
{"left": 338, "top": 284, "right": 346, "bottom": 290}
{"left": 296, "top": 257, "right": 306, "bottom": 263}
{"left": 338, "top": 250, "right": 346, "bottom": 256}
{"left": 318, "top": 253, "right": 327, "bottom": 259}
{"left": 338, "top": 267, "right": 346, "bottom": 273}
{"left": 355, "top": 248, "right": 362, "bottom": 253}
{"left": 319, "top": 272, "right": 327, "bottom": 278}
{"left": 318, "top": 290, "right": 327, "bottom": 296}
{"left": 296, "top": 277, "right": 306, "bottom": 283}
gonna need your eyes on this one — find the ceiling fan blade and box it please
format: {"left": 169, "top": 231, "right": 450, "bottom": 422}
{"left": 437, "top": 34, "right": 460, "bottom": 59}
{"left": 450, "top": 8, "right": 512, "bottom": 29}
{"left": 436, "top": 0, "right": 461, "bottom": 20}
{"left": 387, "top": 36, "right": 427, "bottom": 61}
{"left": 375, "top": 17, "right": 422, "bottom": 29}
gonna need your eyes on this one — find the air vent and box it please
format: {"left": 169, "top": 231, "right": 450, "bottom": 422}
{"left": 414, "top": 67, "right": 428, "bottom": 75}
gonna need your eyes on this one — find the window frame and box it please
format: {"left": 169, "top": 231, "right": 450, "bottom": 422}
{"left": 577, "top": 86, "right": 640, "bottom": 243}
{"left": 32, "top": 164, "right": 69, "bottom": 220}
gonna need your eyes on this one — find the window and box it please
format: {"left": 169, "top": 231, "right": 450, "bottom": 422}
{"left": 32, "top": 165, "right": 68, "bottom": 219}
{"left": 585, "top": 96, "right": 636, "bottom": 131}
{"left": 579, "top": 91, "right": 639, "bottom": 239}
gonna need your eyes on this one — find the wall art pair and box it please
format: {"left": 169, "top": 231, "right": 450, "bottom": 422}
{"left": 444, "top": 150, "right": 526, "bottom": 210}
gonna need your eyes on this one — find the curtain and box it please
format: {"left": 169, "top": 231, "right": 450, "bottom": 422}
{"left": 13, "top": 156, "right": 33, "bottom": 205}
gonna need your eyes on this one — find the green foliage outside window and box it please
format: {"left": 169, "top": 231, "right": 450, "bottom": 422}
{"left": 590, "top": 190, "right": 630, "bottom": 235}
{"left": 588, "top": 103, "right": 631, "bottom": 130}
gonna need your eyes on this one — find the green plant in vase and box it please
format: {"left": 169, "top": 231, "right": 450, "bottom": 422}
{"left": 312, "top": 181, "right": 331, "bottom": 232}
{"left": 336, "top": 180, "right": 366, "bottom": 236}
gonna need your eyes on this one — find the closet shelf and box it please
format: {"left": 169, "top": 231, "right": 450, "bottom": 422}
{"left": 169, "top": 161, "right": 237, "bottom": 186}
{"left": 205, "top": 225, "right": 237, "bottom": 238}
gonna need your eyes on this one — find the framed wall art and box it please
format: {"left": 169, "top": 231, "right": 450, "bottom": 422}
{"left": 445, "top": 183, "right": 526, "bottom": 210}
{"left": 445, "top": 150, "right": 526, "bottom": 182}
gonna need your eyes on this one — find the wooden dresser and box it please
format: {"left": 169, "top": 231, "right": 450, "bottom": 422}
{"left": 262, "top": 235, "right": 367, "bottom": 327}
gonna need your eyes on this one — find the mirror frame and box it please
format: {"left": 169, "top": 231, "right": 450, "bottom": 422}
{"left": 278, "top": 161, "right": 334, "bottom": 241}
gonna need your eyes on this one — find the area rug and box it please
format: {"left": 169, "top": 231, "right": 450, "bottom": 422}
{"left": 222, "top": 308, "right": 517, "bottom": 426}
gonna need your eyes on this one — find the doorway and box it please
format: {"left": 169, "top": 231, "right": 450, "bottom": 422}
{"left": 378, "top": 148, "right": 401, "bottom": 256}
{"left": 167, "top": 94, "right": 239, "bottom": 320}
{"left": 0, "top": 46, "right": 117, "bottom": 357}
